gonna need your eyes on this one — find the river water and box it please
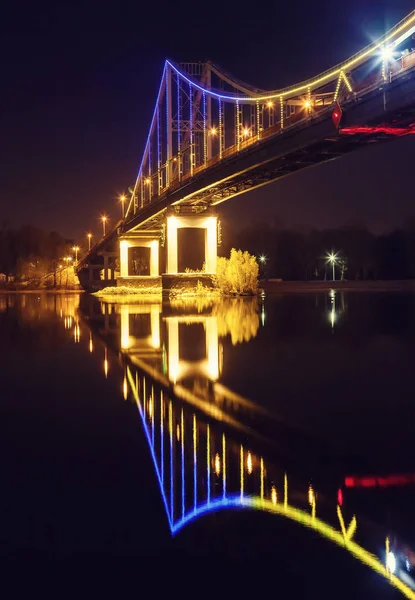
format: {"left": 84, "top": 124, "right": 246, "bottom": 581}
{"left": 0, "top": 291, "right": 414, "bottom": 597}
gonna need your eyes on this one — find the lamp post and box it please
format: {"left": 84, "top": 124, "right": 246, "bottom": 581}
{"left": 101, "top": 215, "right": 108, "bottom": 236}
{"left": 258, "top": 254, "right": 267, "bottom": 280}
{"left": 72, "top": 246, "right": 79, "bottom": 263}
{"left": 120, "top": 195, "right": 126, "bottom": 218}
{"left": 327, "top": 252, "right": 338, "bottom": 281}
{"left": 87, "top": 233, "right": 92, "bottom": 251}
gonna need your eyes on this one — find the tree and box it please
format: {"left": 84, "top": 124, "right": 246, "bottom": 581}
{"left": 216, "top": 249, "right": 259, "bottom": 295}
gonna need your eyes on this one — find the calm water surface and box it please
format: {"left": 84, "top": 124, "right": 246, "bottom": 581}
{"left": 0, "top": 291, "right": 414, "bottom": 597}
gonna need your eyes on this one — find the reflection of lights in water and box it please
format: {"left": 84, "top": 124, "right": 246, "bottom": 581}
{"left": 73, "top": 323, "right": 80, "bottom": 343}
{"left": 261, "top": 304, "right": 265, "bottom": 327}
{"left": 387, "top": 552, "right": 397, "bottom": 574}
{"left": 148, "top": 397, "right": 153, "bottom": 418}
{"left": 104, "top": 348, "right": 108, "bottom": 378}
{"left": 176, "top": 423, "right": 180, "bottom": 441}
{"left": 308, "top": 485, "right": 315, "bottom": 506}
{"left": 329, "top": 289, "right": 336, "bottom": 329}
{"left": 126, "top": 365, "right": 415, "bottom": 600}
{"left": 89, "top": 335, "right": 93, "bottom": 353}
{"left": 247, "top": 451, "right": 253, "bottom": 474}
{"left": 123, "top": 376, "right": 128, "bottom": 400}
{"left": 214, "top": 453, "right": 221, "bottom": 476}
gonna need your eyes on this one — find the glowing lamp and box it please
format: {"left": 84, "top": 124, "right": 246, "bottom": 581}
{"left": 381, "top": 46, "right": 394, "bottom": 62}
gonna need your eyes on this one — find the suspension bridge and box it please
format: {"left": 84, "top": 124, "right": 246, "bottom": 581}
{"left": 77, "top": 10, "right": 415, "bottom": 290}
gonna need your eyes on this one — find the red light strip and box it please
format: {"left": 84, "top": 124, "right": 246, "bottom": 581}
{"left": 341, "top": 124, "right": 415, "bottom": 136}
{"left": 345, "top": 474, "right": 415, "bottom": 488}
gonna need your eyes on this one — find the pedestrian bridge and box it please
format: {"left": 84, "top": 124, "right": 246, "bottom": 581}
{"left": 77, "top": 10, "right": 415, "bottom": 290}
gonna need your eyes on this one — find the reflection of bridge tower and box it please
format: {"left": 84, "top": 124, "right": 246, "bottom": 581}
{"left": 119, "top": 304, "right": 161, "bottom": 356}
{"left": 165, "top": 314, "right": 219, "bottom": 384}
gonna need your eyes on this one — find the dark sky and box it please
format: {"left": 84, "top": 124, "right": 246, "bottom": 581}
{"left": 2, "top": 0, "right": 415, "bottom": 243}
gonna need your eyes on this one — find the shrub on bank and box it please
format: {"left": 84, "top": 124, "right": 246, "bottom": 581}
{"left": 216, "top": 249, "right": 259, "bottom": 295}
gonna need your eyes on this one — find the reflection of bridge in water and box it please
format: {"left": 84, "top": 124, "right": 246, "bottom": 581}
{"left": 62, "top": 294, "right": 414, "bottom": 598}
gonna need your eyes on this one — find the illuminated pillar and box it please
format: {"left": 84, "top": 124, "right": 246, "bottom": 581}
{"left": 166, "top": 214, "right": 217, "bottom": 274}
{"left": 119, "top": 238, "right": 159, "bottom": 277}
{"left": 120, "top": 240, "right": 129, "bottom": 277}
{"left": 167, "top": 217, "right": 179, "bottom": 274}
{"left": 150, "top": 240, "right": 159, "bottom": 277}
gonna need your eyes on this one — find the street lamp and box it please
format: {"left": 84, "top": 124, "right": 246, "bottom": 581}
{"left": 326, "top": 251, "right": 338, "bottom": 281}
{"left": 72, "top": 246, "right": 80, "bottom": 262}
{"left": 101, "top": 215, "right": 108, "bottom": 236}
{"left": 87, "top": 233, "right": 92, "bottom": 250}
{"left": 120, "top": 194, "right": 126, "bottom": 218}
{"left": 259, "top": 255, "right": 267, "bottom": 264}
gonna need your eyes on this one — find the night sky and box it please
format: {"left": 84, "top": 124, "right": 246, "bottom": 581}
{"left": 2, "top": 0, "right": 415, "bottom": 244}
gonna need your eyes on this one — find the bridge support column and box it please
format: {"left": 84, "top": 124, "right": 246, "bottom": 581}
{"left": 166, "top": 212, "right": 217, "bottom": 274}
{"left": 118, "top": 236, "right": 161, "bottom": 289}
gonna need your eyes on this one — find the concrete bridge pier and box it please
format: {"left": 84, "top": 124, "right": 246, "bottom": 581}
{"left": 118, "top": 234, "right": 160, "bottom": 289}
{"left": 162, "top": 208, "right": 217, "bottom": 292}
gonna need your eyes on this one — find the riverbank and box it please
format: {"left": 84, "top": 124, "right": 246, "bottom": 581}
{"left": 0, "top": 289, "right": 83, "bottom": 294}
{"left": 261, "top": 279, "right": 415, "bottom": 293}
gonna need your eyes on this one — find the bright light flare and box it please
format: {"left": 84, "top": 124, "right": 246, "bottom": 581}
{"left": 381, "top": 45, "right": 395, "bottom": 62}
{"left": 304, "top": 99, "right": 312, "bottom": 109}
{"left": 386, "top": 551, "right": 397, "bottom": 574}
{"left": 242, "top": 127, "right": 250, "bottom": 137}
{"left": 326, "top": 252, "right": 338, "bottom": 264}
{"left": 209, "top": 127, "right": 217, "bottom": 136}
{"left": 259, "top": 254, "right": 267, "bottom": 264}
{"left": 271, "top": 485, "right": 278, "bottom": 505}
{"left": 266, "top": 100, "right": 273, "bottom": 108}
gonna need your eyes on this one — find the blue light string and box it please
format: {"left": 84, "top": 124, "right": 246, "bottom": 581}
{"left": 128, "top": 62, "right": 167, "bottom": 217}
{"left": 203, "top": 90, "right": 207, "bottom": 166}
{"left": 193, "top": 415, "right": 197, "bottom": 511}
{"left": 189, "top": 82, "right": 193, "bottom": 175}
{"left": 181, "top": 410, "right": 185, "bottom": 518}
{"left": 165, "top": 66, "right": 170, "bottom": 187}
{"left": 170, "top": 402, "right": 173, "bottom": 523}
{"left": 127, "top": 368, "right": 172, "bottom": 530}
{"left": 177, "top": 71, "right": 181, "bottom": 179}
{"left": 207, "top": 424, "right": 210, "bottom": 505}
{"left": 160, "top": 392, "right": 164, "bottom": 484}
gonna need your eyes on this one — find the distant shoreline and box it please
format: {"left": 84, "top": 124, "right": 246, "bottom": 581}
{"left": 0, "top": 289, "right": 83, "bottom": 294}
{"left": 1, "top": 280, "right": 415, "bottom": 295}
{"left": 261, "top": 279, "right": 415, "bottom": 293}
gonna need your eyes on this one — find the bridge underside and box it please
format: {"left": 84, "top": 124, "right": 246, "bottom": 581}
{"left": 124, "top": 65, "right": 415, "bottom": 233}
